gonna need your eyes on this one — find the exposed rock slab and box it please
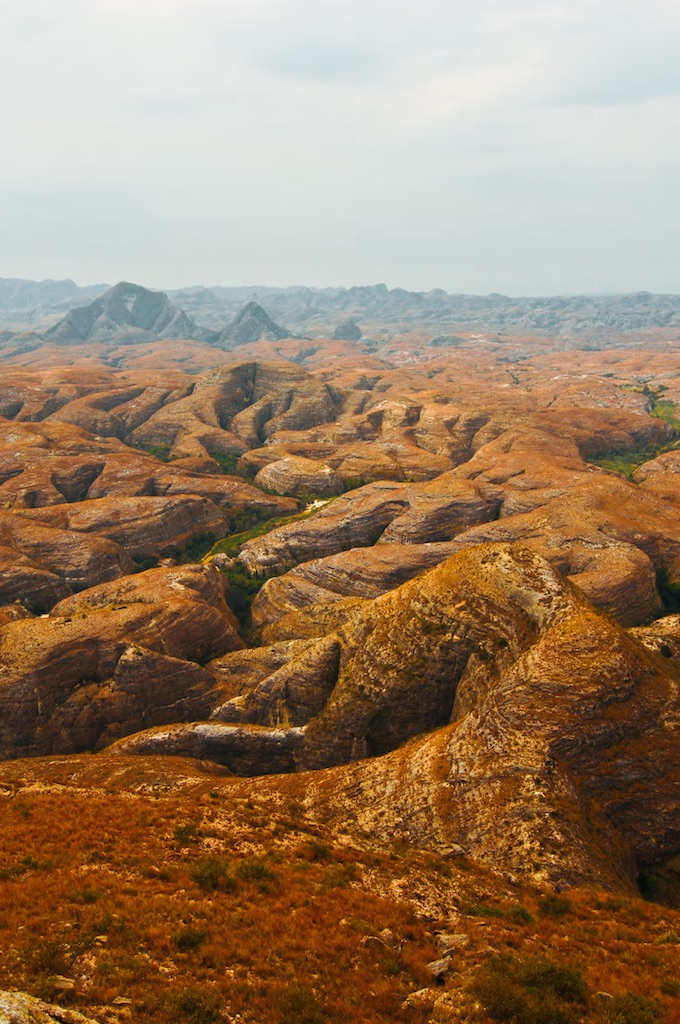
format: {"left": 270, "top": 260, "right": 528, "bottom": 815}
{"left": 0, "top": 990, "right": 100, "bottom": 1024}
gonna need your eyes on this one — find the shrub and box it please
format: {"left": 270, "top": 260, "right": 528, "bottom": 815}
{"left": 538, "top": 894, "right": 573, "bottom": 917}
{"left": 174, "top": 822, "right": 199, "bottom": 844}
{"left": 278, "top": 984, "right": 326, "bottom": 1024}
{"left": 190, "top": 857, "right": 235, "bottom": 893}
{"left": 173, "top": 926, "right": 208, "bottom": 953}
{"left": 237, "top": 858, "right": 277, "bottom": 892}
{"left": 69, "top": 887, "right": 98, "bottom": 904}
{"left": 163, "top": 987, "right": 223, "bottom": 1024}
{"left": 464, "top": 902, "right": 506, "bottom": 918}
{"left": 472, "top": 954, "right": 588, "bottom": 1024}
{"left": 600, "top": 994, "right": 662, "bottom": 1024}
{"left": 508, "top": 906, "right": 534, "bottom": 924}
{"left": 23, "top": 938, "right": 71, "bottom": 977}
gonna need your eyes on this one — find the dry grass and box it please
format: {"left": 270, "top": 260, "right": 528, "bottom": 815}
{"left": 0, "top": 767, "right": 678, "bottom": 1024}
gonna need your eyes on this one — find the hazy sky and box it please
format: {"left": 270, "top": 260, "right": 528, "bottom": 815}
{"left": 1, "top": 0, "right": 679, "bottom": 294}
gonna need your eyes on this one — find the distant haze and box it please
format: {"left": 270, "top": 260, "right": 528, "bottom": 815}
{"left": 2, "top": 0, "right": 679, "bottom": 295}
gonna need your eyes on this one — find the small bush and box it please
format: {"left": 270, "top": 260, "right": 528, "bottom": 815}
{"left": 69, "top": 887, "right": 98, "bottom": 904}
{"left": 472, "top": 954, "right": 588, "bottom": 1024}
{"left": 600, "top": 994, "right": 662, "bottom": 1024}
{"left": 320, "top": 863, "right": 358, "bottom": 890}
{"left": 508, "top": 906, "right": 534, "bottom": 924}
{"left": 173, "top": 926, "right": 208, "bottom": 953}
{"left": 538, "top": 894, "right": 573, "bottom": 917}
{"left": 278, "top": 984, "right": 326, "bottom": 1024}
{"left": 174, "top": 822, "right": 200, "bottom": 844}
{"left": 464, "top": 902, "right": 506, "bottom": 918}
{"left": 23, "top": 938, "right": 71, "bottom": 977}
{"left": 237, "top": 858, "right": 277, "bottom": 892}
{"left": 297, "top": 841, "right": 333, "bottom": 862}
{"left": 190, "top": 857, "right": 235, "bottom": 893}
{"left": 163, "top": 987, "right": 223, "bottom": 1024}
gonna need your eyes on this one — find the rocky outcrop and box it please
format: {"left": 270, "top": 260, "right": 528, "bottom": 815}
{"left": 94, "top": 543, "right": 680, "bottom": 890}
{"left": 253, "top": 456, "right": 341, "bottom": 497}
{"left": 109, "top": 722, "right": 303, "bottom": 775}
{"left": 0, "top": 991, "right": 101, "bottom": 1024}
{"left": 213, "top": 302, "right": 292, "bottom": 348}
{"left": 0, "top": 511, "right": 135, "bottom": 600}
{"left": 630, "top": 614, "right": 680, "bottom": 660}
{"left": 0, "top": 565, "right": 243, "bottom": 758}
{"left": 45, "top": 282, "right": 200, "bottom": 344}
{"left": 209, "top": 635, "right": 340, "bottom": 726}
{"left": 237, "top": 481, "right": 412, "bottom": 575}
{"left": 332, "top": 318, "right": 362, "bottom": 341}
{"left": 13, "top": 494, "right": 228, "bottom": 560}
{"left": 250, "top": 542, "right": 459, "bottom": 629}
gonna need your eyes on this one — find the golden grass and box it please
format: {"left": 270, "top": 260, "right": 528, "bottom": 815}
{"left": 0, "top": 772, "right": 678, "bottom": 1024}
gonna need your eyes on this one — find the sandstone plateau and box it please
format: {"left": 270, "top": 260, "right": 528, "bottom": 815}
{"left": 0, "top": 327, "right": 679, "bottom": 1024}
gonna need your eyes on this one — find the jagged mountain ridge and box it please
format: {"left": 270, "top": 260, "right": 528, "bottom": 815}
{"left": 0, "top": 277, "right": 108, "bottom": 330}
{"left": 39, "top": 282, "right": 295, "bottom": 348}
{"left": 44, "top": 281, "right": 207, "bottom": 345}
{"left": 1, "top": 277, "right": 678, "bottom": 343}
{"left": 168, "top": 283, "right": 680, "bottom": 340}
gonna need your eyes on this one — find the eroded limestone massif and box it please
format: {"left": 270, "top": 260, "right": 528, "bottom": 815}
{"left": 0, "top": 340, "right": 678, "bottom": 893}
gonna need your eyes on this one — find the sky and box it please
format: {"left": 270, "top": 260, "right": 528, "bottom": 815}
{"left": 1, "top": 0, "right": 679, "bottom": 295}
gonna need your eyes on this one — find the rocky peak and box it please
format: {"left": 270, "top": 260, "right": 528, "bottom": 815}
{"left": 44, "top": 281, "right": 199, "bottom": 344}
{"left": 331, "top": 318, "right": 363, "bottom": 341}
{"left": 213, "top": 301, "right": 293, "bottom": 349}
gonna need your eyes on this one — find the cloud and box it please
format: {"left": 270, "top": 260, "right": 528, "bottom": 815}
{"left": 0, "top": 0, "right": 678, "bottom": 292}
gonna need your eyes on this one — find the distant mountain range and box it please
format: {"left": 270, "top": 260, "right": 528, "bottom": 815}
{"left": 5, "top": 282, "right": 298, "bottom": 349}
{"left": 0, "top": 277, "right": 678, "bottom": 344}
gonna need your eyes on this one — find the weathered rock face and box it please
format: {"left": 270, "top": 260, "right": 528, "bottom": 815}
{"left": 213, "top": 301, "right": 292, "bottom": 348}
{"left": 635, "top": 448, "right": 680, "bottom": 506}
{"left": 331, "top": 318, "right": 362, "bottom": 341}
{"left": 237, "top": 409, "right": 679, "bottom": 628}
{"left": 250, "top": 542, "right": 459, "bottom": 629}
{"left": 253, "top": 456, "right": 341, "bottom": 497}
{"left": 237, "top": 481, "right": 413, "bottom": 575}
{"left": 209, "top": 635, "right": 341, "bottom": 727}
{"left": 631, "top": 614, "right": 680, "bottom": 660}
{"left": 109, "top": 722, "right": 303, "bottom": 775}
{"left": 0, "top": 511, "right": 135, "bottom": 600}
{"left": 0, "top": 990, "right": 101, "bottom": 1024}
{"left": 95, "top": 543, "right": 680, "bottom": 890}
{"left": 13, "top": 494, "right": 228, "bottom": 561}
{"left": 0, "top": 565, "right": 242, "bottom": 758}
{"left": 45, "top": 281, "right": 199, "bottom": 344}
{"left": 0, "top": 348, "right": 679, "bottom": 895}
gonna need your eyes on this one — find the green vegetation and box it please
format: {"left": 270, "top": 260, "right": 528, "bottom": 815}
{"left": 208, "top": 451, "right": 241, "bottom": 475}
{"left": 591, "top": 449, "right": 661, "bottom": 479}
{"left": 472, "top": 953, "right": 589, "bottom": 1024}
{"left": 204, "top": 500, "right": 329, "bottom": 561}
{"left": 172, "top": 926, "right": 208, "bottom": 953}
{"left": 221, "top": 566, "right": 265, "bottom": 629}
{"left": 133, "top": 442, "right": 173, "bottom": 462}
{"left": 278, "top": 984, "right": 326, "bottom": 1024}
{"left": 161, "top": 988, "right": 224, "bottom": 1024}
{"left": 237, "top": 858, "right": 278, "bottom": 893}
{"left": 538, "top": 893, "right": 573, "bottom": 917}
{"left": 656, "top": 567, "right": 680, "bottom": 614}
{"left": 587, "top": 394, "right": 680, "bottom": 479}
{"left": 600, "top": 994, "right": 662, "bottom": 1024}
{"left": 189, "top": 856, "right": 236, "bottom": 893}
{"left": 651, "top": 397, "right": 680, "bottom": 430}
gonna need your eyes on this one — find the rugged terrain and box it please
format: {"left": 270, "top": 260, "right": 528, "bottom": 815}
{"left": 0, "top": 298, "right": 678, "bottom": 1023}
